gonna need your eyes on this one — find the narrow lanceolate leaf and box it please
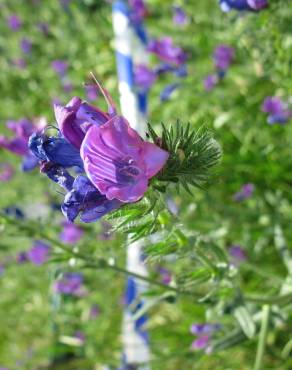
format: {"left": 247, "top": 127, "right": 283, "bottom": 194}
{"left": 234, "top": 305, "right": 256, "bottom": 339}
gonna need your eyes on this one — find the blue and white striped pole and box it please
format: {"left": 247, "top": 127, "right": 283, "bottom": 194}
{"left": 112, "top": 1, "right": 150, "bottom": 368}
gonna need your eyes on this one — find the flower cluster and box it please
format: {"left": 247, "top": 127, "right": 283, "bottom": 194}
{"left": 129, "top": 2, "right": 188, "bottom": 102}
{"left": 29, "top": 83, "right": 169, "bottom": 223}
{"left": 204, "top": 45, "right": 235, "bottom": 91}
{"left": 262, "top": 96, "right": 291, "bottom": 125}
{"left": 219, "top": 0, "right": 268, "bottom": 12}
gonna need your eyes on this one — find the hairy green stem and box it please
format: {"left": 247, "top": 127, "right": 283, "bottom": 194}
{"left": 253, "top": 305, "right": 270, "bottom": 370}
{"left": 1, "top": 214, "right": 292, "bottom": 306}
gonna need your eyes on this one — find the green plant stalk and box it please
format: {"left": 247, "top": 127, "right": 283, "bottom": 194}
{"left": 253, "top": 305, "right": 271, "bottom": 370}
{"left": 1, "top": 214, "right": 292, "bottom": 305}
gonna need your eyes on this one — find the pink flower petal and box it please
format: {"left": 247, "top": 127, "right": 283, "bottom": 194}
{"left": 142, "top": 141, "right": 169, "bottom": 178}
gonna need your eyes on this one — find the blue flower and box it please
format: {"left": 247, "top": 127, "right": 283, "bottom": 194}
{"left": 29, "top": 133, "right": 84, "bottom": 168}
{"left": 61, "top": 176, "right": 121, "bottom": 223}
{"left": 219, "top": 0, "right": 268, "bottom": 12}
{"left": 160, "top": 83, "right": 181, "bottom": 102}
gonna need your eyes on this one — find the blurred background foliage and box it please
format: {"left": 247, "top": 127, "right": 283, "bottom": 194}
{"left": 0, "top": 0, "right": 292, "bottom": 369}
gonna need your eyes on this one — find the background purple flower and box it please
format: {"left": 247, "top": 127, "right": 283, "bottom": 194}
{"left": 172, "top": 6, "right": 188, "bottom": 26}
{"left": 0, "top": 163, "right": 14, "bottom": 182}
{"left": 160, "top": 83, "right": 181, "bottom": 101}
{"left": 37, "top": 22, "right": 49, "bottom": 36}
{"left": 262, "top": 96, "right": 291, "bottom": 125}
{"left": 85, "top": 85, "right": 99, "bottom": 101}
{"left": 191, "top": 335, "right": 210, "bottom": 350}
{"left": 134, "top": 65, "right": 157, "bottom": 90}
{"left": 12, "top": 58, "right": 27, "bottom": 69}
{"left": 27, "top": 241, "right": 50, "bottom": 265}
{"left": 16, "top": 252, "right": 28, "bottom": 264}
{"left": 62, "top": 81, "right": 73, "bottom": 93}
{"left": 59, "top": 220, "right": 84, "bottom": 244}
{"left": 247, "top": 0, "right": 268, "bottom": 10}
{"left": 229, "top": 245, "right": 247, "bottom": 264}
{"left": 7, "top": 15, "right": 22, "bottom": 31}
{"left": 204, "top": 74, "right": 219, "bottom": 91}
{"left": 74, "top": 331, "right": 86, "bottom": 344}
{"left": 54, "top": 273, "right": 84, "bottom": 296}
{"left": 262, "top": 96, "right": 285, "bottom": 116}
{"left": 51, "top": 60, "right": 68, "bottom": 77}
{"left": 158, "top": 267, "right": 172, "bottom": 285}
{"left": 213, "top": 45, "right": 234, "bottom": 71}
{"left": 89, "top": 304, "right": 101, "bottom": 319}
{"left": 190, "top": 323, "right": 221, "bottom": 335}
{"left": 233, "top": 183, "right": 254, "bottom": 202}
{"left": 20, "top": 38, "right": 32, "bottom": 55}
{"left": 0, "top": 265, "right": 5, "bottom": 277}
{"left": 148, "top": 37, "right": 187, "bottom": 65}
{"left": 129, "top": 0, "right": 148, "bottom": 22}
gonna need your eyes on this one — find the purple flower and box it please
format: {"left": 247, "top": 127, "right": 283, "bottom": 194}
{"left": 190, "top": 323, "right": 220, "bottom": 351}
{"left": 154, "top": 63, "right": 188, "bottom": 78}
{"left": 148, "top": 37, "right": 187, "bottom": 65}
{"left": 160, "top": 83, "right": 181, "bottom": 101}
{"left": 213, "top": 45, "right": 234, "bottom": 71}
{"left": 0, "top": 265, "right": 5, "bottom": 277}
{"left": 27, "top": 241, "right": 50, "bottom": 265}
{"left": 247, "top": 0, "right": 268, "bottom": 10}
{"left": 7, "top": 15, "right": 22, "bottom": 31}
{"left": 229, "top": 245, "right": 247, "bottom": 263}
{"left": 134, "top": 65, "right": 157, "bottom": 90}
{"left": 74, "top": 331, "right": 86, "bottom": 344}
{"left": 190, "top": 323, "right": 221, "bottom": 335}
{"left": 60, "top": 220, "right": 84, "bottom": 244}
{"left": 158, "top": 267, "right": 172, "bottom": 285}
{"left": 53, "top": 96, "right": 111, "bottom": 149}
{"left": 85, "top": 85, "right": 99, "bottom": 101}
{"left": 37, "top": 22, "right": 49, "bottom": 36}
{"left": 219, "top": 0, "right": 268, "bottom": 12}
{"left": 262, "top": 96, "right": 290, "bottom": 125}
{"left": 61, "top": 175, "right": 121, "bottom": 223}
{"left": 12, "top": 58, "right": 26, "bottom": 69}
{"left": 233, "top": 183, "right": 254, "bottom": 202}
{"left": 51, "top": 60, "right": 68, "bottom": 77}
{"left": 0, "top": 118, "right": 41, "bottom": 171}
{"left": 80, "top": 116, "right": 169, "bottom": 203}
{"left": 54, "top": 272, "right": 84, "bottom": 296}
{"left": 16, "top": 252, "right": 28, "bottom": 264}
{"left": 60, "top": 0, "right": 72, "bottom": 7}
{"left": 191, "top": 335, "right": 210, "bottom": 350}
{"left": 172, "top": 6, "right": 188, "bottom": 26}
{"left": 204, "top": 74, "right": 219, "bottom": 91}
{"left": 20, "top": 38, "right": 32, "bottom": 55}
{"left": 30, "top": 83, "right": 168, "bottom": 222}
{"left": 262, "top": 96, "right": 284, "bottom": 115}
{"left": 0, "top": 163, "right": 14, "bottom": 182}
{"left": 89, "top": 304, "right": 100, "bottom": 319}
{"left": 62, "top": 81, "right": 73, "bottom": 94}
{"left": 129, "top": 0, "right": 148, "bottom": 22}
{"left": 0, "top": 119, "right": 34, "bottom": 156}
